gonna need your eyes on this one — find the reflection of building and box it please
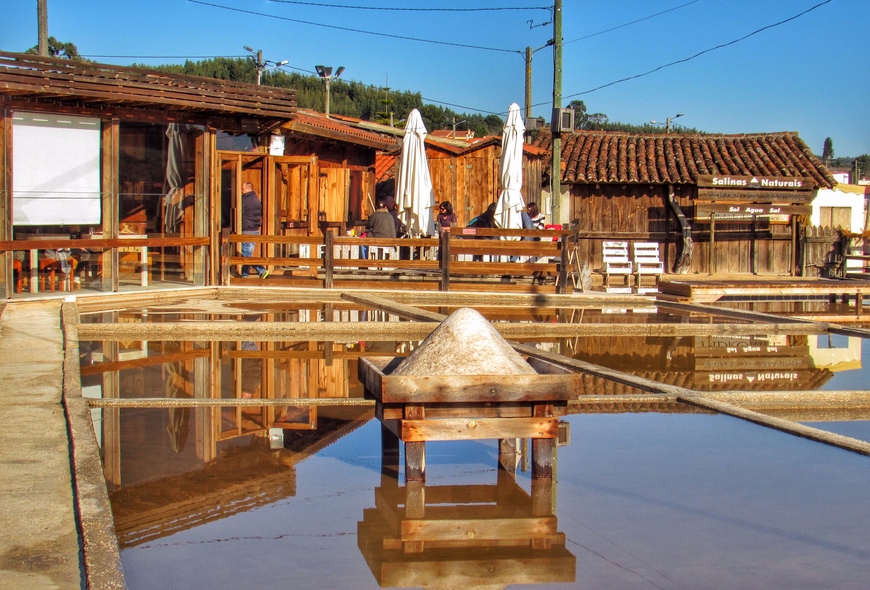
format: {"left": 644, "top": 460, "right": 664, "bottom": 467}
{"left": 358, "top": 462, "right": 575, "bottom": 588}
{"left": 808, "top": 334, "right": 862, "bottom": 372}
{"left": 566, "top": 334, "right": 835, "bottom": 394}
{"left": 108, "top": 405, "right": 371, "bottom": 549}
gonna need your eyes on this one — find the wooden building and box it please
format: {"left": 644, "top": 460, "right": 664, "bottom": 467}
{"left": 375, "top": 136, "right": 546, "bottom": 228}
{"left": 0, "top": 53, "right": 395, "bottom": 296}
{"left": 531, "top": 130, "right": 837, "bottom": 276}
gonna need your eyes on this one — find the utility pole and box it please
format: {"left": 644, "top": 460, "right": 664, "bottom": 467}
{"left": 523, "top": 40, "right": 554, "bottom": 123}
{"left": 37, "top": 0, "right": 48, "bottom": 57}
{"left": 525, "top": 47, "right": 533, "bottom": 120}
{"left": 550, "top": 0, "right": 563, "bottom": 224}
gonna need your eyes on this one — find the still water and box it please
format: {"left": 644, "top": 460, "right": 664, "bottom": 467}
{"left": 111, "top": 411, "right": 870, "bottom": 590}
{"left": 78, "top": 298, "right": 870, "bottom": 589}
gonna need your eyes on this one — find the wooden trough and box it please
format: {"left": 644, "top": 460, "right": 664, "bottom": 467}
{"left": 358, "top": 356, "right": 579, "bottom": 482}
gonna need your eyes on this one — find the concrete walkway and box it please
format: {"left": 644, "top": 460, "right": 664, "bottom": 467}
{"left": 0, "top": 300, "right": 124, "bottom": 589}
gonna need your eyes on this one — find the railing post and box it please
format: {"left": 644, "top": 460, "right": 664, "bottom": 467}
{"left": 220, "top": 228, "right": 230, "bottom": 286}
{"left": 558, "top": 232, "right": 569, "bottom": 294}
{"left": 324, "top": 230, "right": 334, "bottom": 289}
{"left": 439, "top": 229, "right": 450, "bottom": 292}
{"left": 708, "top": 213, "right": 716, "bottom": 276}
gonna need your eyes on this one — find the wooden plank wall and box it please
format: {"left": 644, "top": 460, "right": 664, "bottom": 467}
{"left": 569, "top": 183, "right": 806, "bottom": 275}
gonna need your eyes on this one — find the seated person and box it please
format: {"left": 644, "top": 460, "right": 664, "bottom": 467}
{"left": 365, "top": 199, "right": 397, "bottom": 239}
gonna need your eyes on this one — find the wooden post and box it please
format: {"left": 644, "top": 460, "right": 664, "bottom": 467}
{"left": 403, "top": 481, "right": 426, "bottom": 553}
{"left": 498, "top": 438, "right": 518, "bottom": 475}
{"left": 708, "top": 213, "right": 716, "bottom": 276}
{"left": 751, "top": 214, "right": 757, "bottom": 275}
{"left": 531, "top": 403, "right": 554, "bottom": 479}
{"left": 220, "top": 228, "right": 230, "bottom": 285}
{"left": 439, "top": 229, "right": 450, "bottom": 292}
{"left": 381, "top": 423, "right": 400, "bottom": 481}
{"left": 193, "top": 129, "right": 210, "bottom": 286}
{"left": 404, "top": 404, "right": 426, "bottom": 482}
{"left": 557, "top": 232, "right": 568, "bottom": 293}
{"left": 323, "top": 230, "right": 334, "bottom": 289}
{"left": 101, "top": 118, "right": 120, "bottom": 292}
{"left": 0, "top": 107, "right": 10, "bottom": 299}
{"left": 790, "top": 215, "right": 798, "bottom": 277}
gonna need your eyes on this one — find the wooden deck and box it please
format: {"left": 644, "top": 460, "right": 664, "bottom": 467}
{"left": 657, "top": 276, "right": 870, "bottom": 304}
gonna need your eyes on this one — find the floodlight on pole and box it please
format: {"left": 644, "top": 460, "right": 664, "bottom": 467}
{"left": 316, "top": 65, "right": 345, "bottom": 117}
{"left": 650, "top": 112, "right": 685, "bottom": 132}
{"left": 244, "top": 46, "right": 287, "bottom": 85}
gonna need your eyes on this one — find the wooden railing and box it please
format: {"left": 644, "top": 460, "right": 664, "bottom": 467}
{"left": 221, "top": 226, "right": 576, "bottom": 293}
{"left": 0, "top": 235, "right": 209, "bottom": 295}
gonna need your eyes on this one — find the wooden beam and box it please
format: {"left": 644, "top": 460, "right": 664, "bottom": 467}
{"left": 400, "top": 417, "right": 559, "bottom": 442}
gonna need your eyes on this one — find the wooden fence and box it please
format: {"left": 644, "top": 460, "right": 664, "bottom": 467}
{"left": 222, "top": 226, "right": 578, "bottom": 293}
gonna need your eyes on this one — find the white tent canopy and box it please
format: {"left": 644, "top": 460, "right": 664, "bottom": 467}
{"left": 494, "top": 103, "right": 526, "bottom": 238}
{"left": 396, "top": 109, "right": 436, "bottom": 237}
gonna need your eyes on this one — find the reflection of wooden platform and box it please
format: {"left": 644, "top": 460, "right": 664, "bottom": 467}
{"left": 358, "top": 466, "right": 576, "bottom": 588}
{"left": 658, "top": 277, "right": 870, "bottom": 304}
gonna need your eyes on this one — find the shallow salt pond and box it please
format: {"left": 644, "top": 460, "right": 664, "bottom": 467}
{"left": 111, "top": 411, "right": 870, "bottom": 590}
{"left": 77, "top": 295, "right": 870, "bottom": 589}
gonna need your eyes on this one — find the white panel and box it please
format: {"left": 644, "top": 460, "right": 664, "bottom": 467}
{"left": 12, "top": 112, "right": 101, "bottom": 225}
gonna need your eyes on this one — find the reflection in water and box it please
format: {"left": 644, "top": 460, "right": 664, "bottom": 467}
{"left": 358, "top": 433, "right": 575, "bottom": 588}
{"left": 108, "top": 405, "right": 371, "bottom": 549}
{"left": 78, "top": 302, "right": 870, "bottom": 588}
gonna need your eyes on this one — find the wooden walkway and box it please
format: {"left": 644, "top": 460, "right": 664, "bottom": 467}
{"left": 657, "top": 276, "right": 870, "bottom": 304}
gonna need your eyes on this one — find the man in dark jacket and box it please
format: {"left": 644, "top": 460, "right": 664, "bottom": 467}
{"left": 240, "top": 182, "right": 268, "bottom": 278}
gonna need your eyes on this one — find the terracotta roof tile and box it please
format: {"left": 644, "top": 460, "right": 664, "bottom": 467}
{"left": 531, "top": 130, "right": 835, "bottom": 188}
{"left": 285, "top": 109, "right": 397, "bottom": 150}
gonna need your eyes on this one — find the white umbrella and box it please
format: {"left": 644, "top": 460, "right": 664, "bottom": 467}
{"left": 494, "top": 103, "right": 526, "bottom": 238}
{"left": 396, "top": 109, "right": 436, "bottom": 237}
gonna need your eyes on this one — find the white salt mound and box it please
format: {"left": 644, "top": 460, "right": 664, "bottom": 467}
{"left": 392, "top": 307, "right": 536, "bottom": 376}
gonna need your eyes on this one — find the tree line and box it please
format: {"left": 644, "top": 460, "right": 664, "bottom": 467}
{"left": 23, "top": 44, "right": 868, "bottom": 168}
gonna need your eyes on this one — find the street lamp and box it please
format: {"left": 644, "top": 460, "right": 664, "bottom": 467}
{"left": 315, "top": 65, "right": 345, "bottom": 117}
{"left": 651, "top": 112, "right": 684, "bottom": 132}
{"left": 244, "top": 46, "right": 287, "bottom": 85}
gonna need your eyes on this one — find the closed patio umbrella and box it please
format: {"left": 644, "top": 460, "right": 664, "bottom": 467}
{"left": 396, "top": 109, "right": 436, "bottom": 237}
{"left": 494, "top": 103, "right": 526, "bottom": 238}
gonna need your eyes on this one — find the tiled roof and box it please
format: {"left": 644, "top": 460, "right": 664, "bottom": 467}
{"left": 284, "top": 109, "right": 397, "bottom": 150}
{"left": 531, "top": 130, "right": 836, "bottom": 188}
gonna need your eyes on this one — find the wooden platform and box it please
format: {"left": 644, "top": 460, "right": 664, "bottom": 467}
{"left": 359, "top": 357, "right": 578, "bottom": 482}
{"left": 657, "top": 276, "right": 870, "bottom": 304}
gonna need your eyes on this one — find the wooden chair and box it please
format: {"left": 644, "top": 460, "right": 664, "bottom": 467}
{"left": 633, "top": 242, "right": 664, "bottom": 291}
{"left": 602, "top": 241, "right": 632, "bottom": 291}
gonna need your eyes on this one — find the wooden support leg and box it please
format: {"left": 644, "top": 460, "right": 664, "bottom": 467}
{"left": 530, "top": 477, "right": 555, "bottom": 549}
{"left": 403, "top": 481, "right": 426, "bottom": 553}
{"left": 405, "top": 442, "right": 425, "bottom": 483}
{"left": 532, "top": 438, "right": 555, "bottom": 479}
{"left": 498, "top": 438, "right": 518, "bottom": 475}
{"left": 381, "top": 422, "right": 400, "bottom": 483}
{"left": 404, "top": 404, "right": 426, "bottom": 482}
{"left": 531, "top": 403, "right": 555, "bottom": 479}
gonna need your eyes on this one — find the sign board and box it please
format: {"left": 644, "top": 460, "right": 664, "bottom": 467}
{"left": 697, "top": 175, "right": 815, "bottom": 190}
{"left": 697, "top": 188, "right": 815, "bottom": 203}
{"left": 695, "top": 202, "right": 811, "bottom": 221}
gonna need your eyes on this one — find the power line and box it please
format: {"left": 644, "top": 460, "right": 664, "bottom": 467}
{"left": 556, "top": 0, "right": 834, "bottom": 105}
{"left": 81, "top": 55, "right": 244, "bottom": 60}
{"left": 564, "top": 0, "right": 700, "bottom": 45}
{"left": 189, "top": 0, "right": 519, "bottom": 53}
{"left": 265, "top": 0, "right": 550, "bottom": 12}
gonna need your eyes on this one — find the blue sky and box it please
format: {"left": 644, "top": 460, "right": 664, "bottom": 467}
{"left": 3, "top": 0, "right": 868, "bottom": 157}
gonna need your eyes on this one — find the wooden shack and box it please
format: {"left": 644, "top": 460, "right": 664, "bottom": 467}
{"left": 531, "top": 130, "right": 837, "bottom": 276}
{"left": 0, "top": 53, "right": 396, "bottom": 296}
